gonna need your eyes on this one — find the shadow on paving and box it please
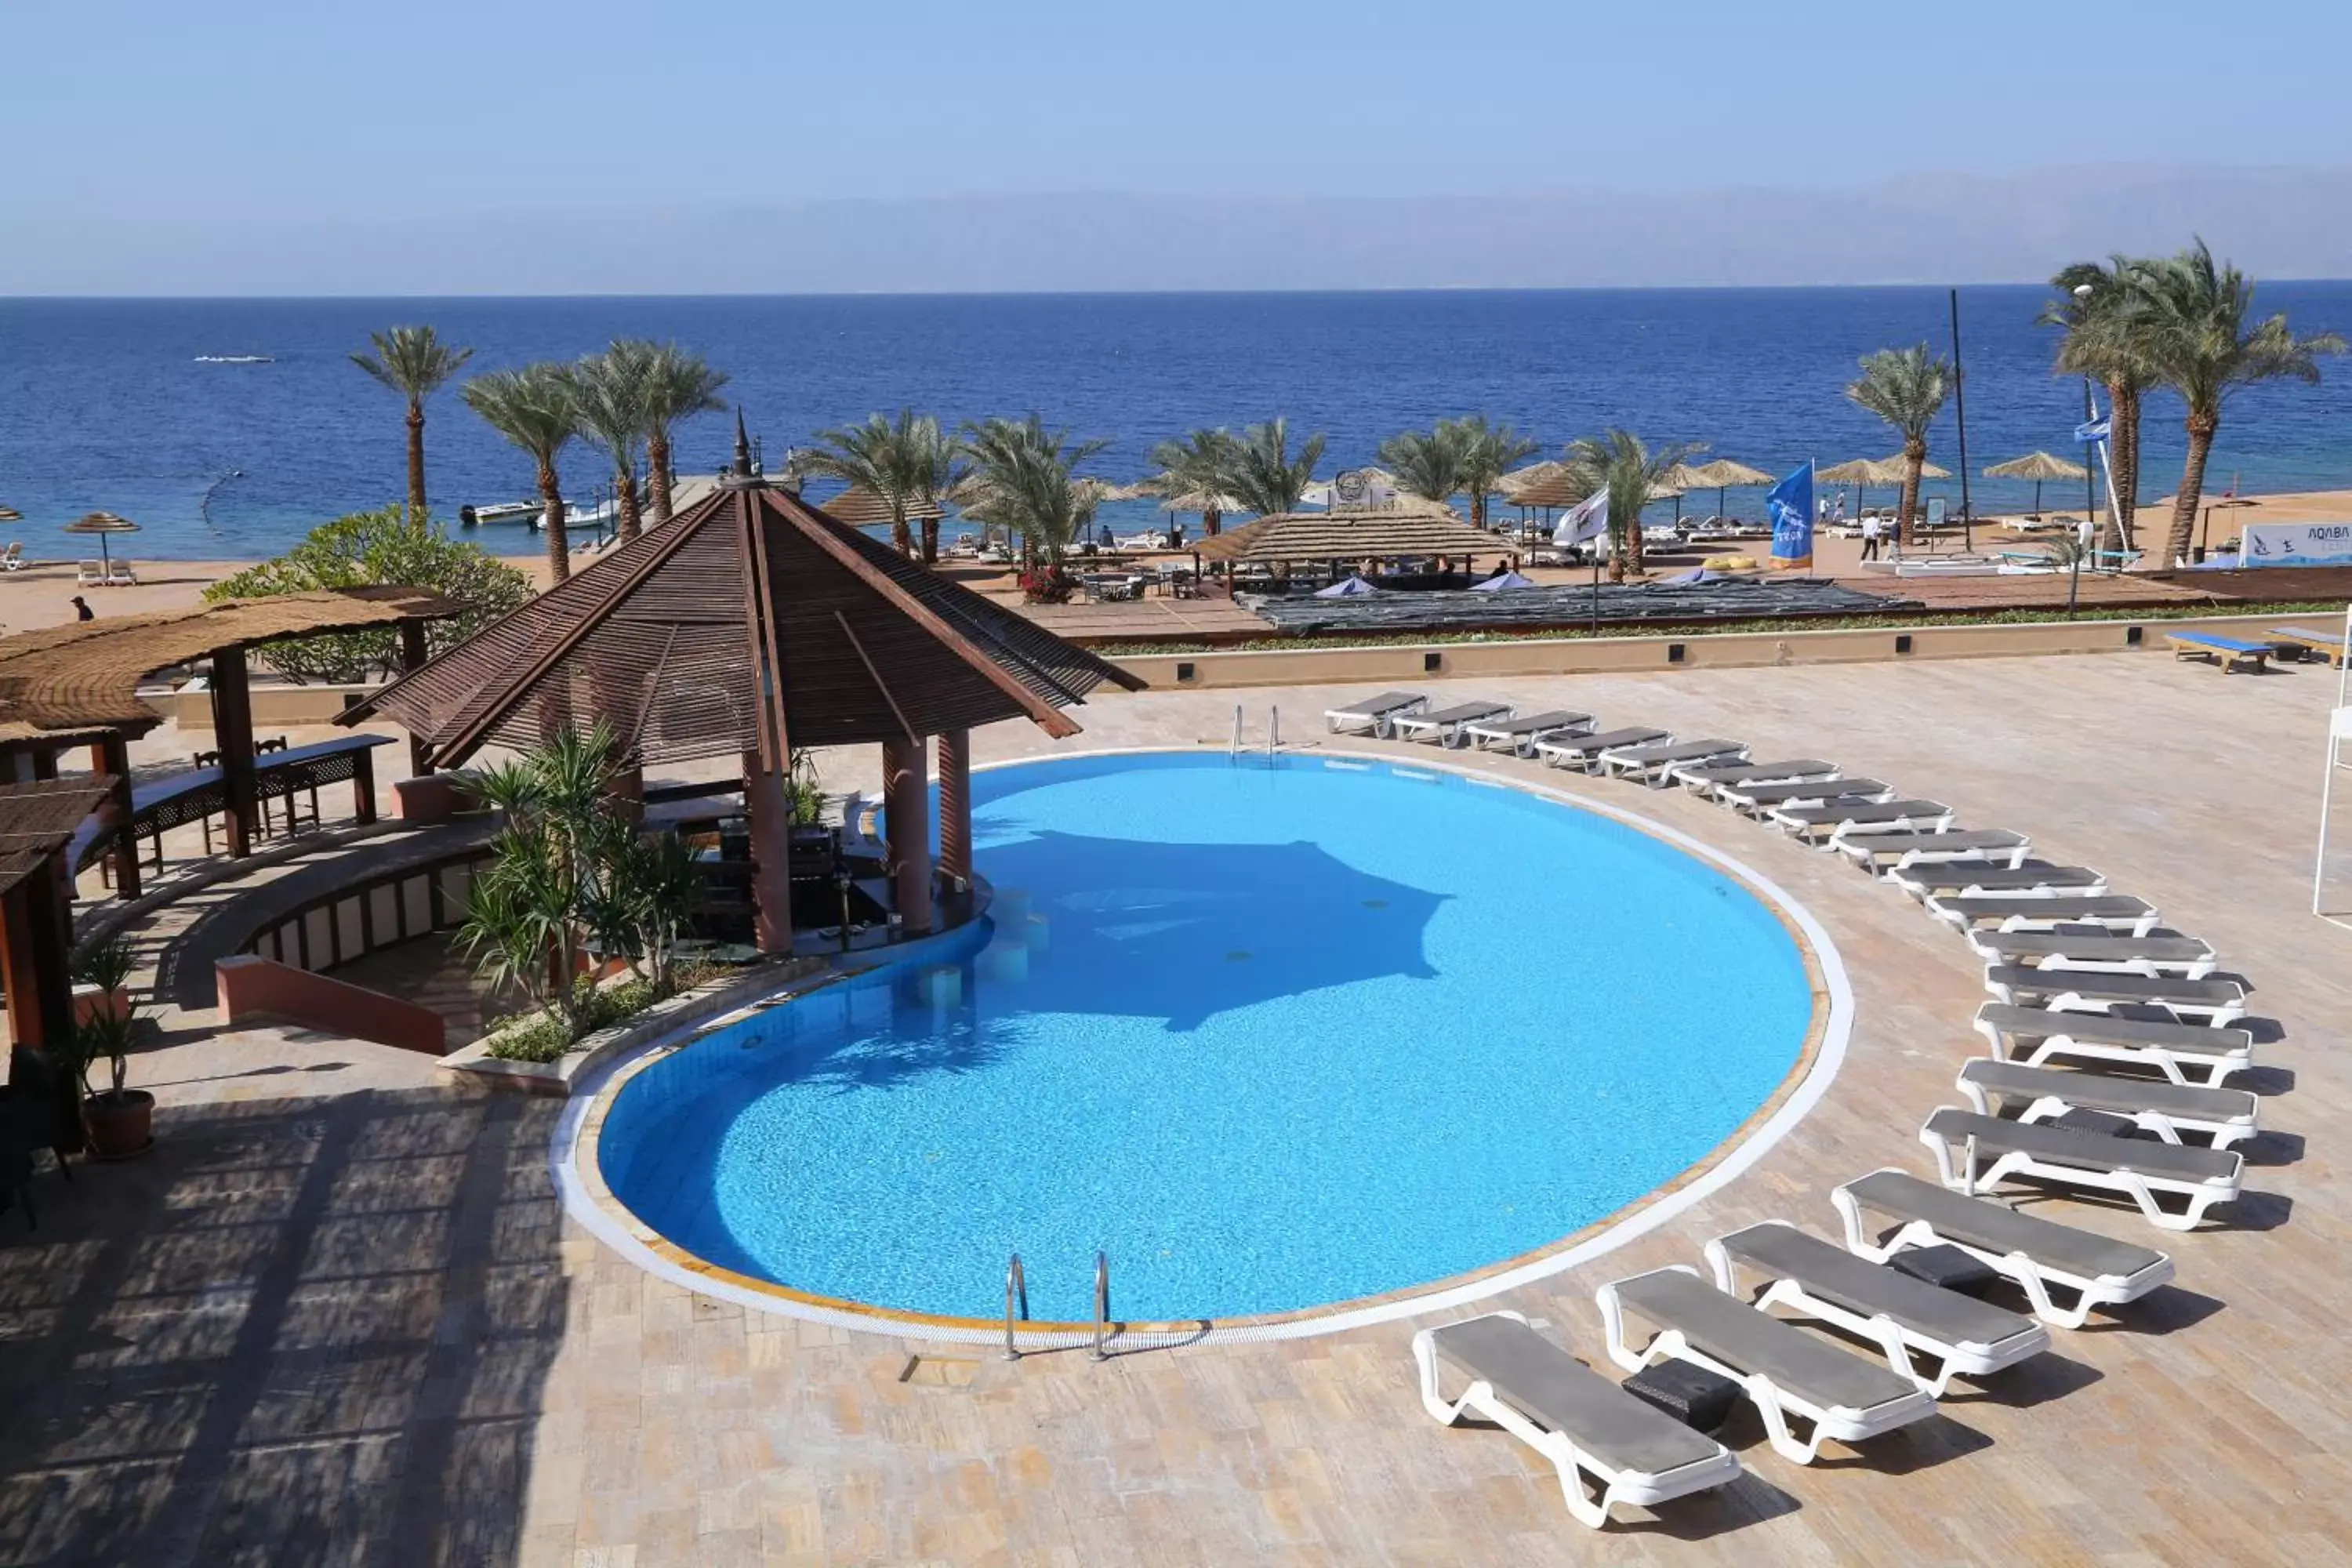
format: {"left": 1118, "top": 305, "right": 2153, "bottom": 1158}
{"left": 0, "top": 1087, "right": 565, "bottom": 1567}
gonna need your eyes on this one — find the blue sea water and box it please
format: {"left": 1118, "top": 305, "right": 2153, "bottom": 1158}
{"left": 3, "top": 285, "right": 2350, "bottom": 560}
{"left": 596, "top": 753, "right": 1813, "bottom": 1323}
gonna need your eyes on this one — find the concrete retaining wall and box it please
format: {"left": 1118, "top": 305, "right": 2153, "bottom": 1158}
{"left": 216, "top": 954, "right": 448, "bottom": 1054}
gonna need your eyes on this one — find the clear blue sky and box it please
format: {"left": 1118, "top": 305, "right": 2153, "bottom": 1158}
{"left": 6, "top": 0, "right": 2350, "bottom": 291}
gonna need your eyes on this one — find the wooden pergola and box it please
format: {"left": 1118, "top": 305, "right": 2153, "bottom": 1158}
{"left": 0, "top": 778, "right": 115, "bottom": 1050}
{"left": 0, "top": 590, "right": 453, "bottom": 898}
{"left": 351, "top": 423, "right": 1142, "bottom": 954}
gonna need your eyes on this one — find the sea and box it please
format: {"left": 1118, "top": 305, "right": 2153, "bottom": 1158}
{"left": 4, "top": 286, "right": 2350, "bottom": 559}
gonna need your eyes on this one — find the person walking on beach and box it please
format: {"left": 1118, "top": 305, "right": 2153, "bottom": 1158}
{"left": 1860, "top": 516, "right": 1884, "bottom": 562}
{"left": 71, "top": 594, "right": 93, "bottom": 621}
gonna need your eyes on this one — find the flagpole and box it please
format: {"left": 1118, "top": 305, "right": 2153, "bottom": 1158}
{"left": 1950, "top": 288, "right": 1973, "bottom": 554}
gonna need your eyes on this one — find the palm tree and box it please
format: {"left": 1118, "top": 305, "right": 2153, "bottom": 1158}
{"left": 568, "top": 343, "right": 652, "bottom": 543}
{"left": 1221, "top": 418, "right": 1326, "bottom": 517}
{"left": 1449, "top": 416, "right": 1541, "bottom": 530}
{"left": 1378, "top": 424, "right": 1467, "bottom": 513}
{"left": 463, "top": 365, "right": 581, "bottom": 584}
{"left": 2043, "top": 256, "right": 2155, "bottom": 552}
{"left": 959, "top": 414, "right": 1111, "bottom": 574}
{"left": 1146, "top": 428, "right": 1237, "bottom": 535}
{"left": 1846, "top": 344, "right": 1953, "bottom": 546}
{"left": 635, "top": 342, "right": 728, "bottom": 527}
{"left": 2129, "top": 240, "right": 2346, "bottom": 567}
{"left": 803, "top": 410, "right": 966, "bottom": 562}
{"left": 1563, "top": 429, "right": 1703, "bottom": 581}
{"left": 350, "top": 325, "right": 473, "bottom": 527}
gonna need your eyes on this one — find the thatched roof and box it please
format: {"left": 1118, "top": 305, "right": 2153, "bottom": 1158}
{"left": 1983, "top": 451, "right": 2087, "bottom": 482}
{"left": 351, "top": 463, "right": 1142, "bottom": 769}
{"left": 1817, "top": 458, "right": 1905, "bottom": 485}
{"left": 1498, "top": 461, "right": 1570, "bottom": 504}
{"left": 0, "top": 777, "right": 115, "bottom": 897}
{"left": 1191, "top": 506, "right": 1498, "bottom": 564}
{"left": 0, "top": 587, "right": 452, "bottom": 749}
{"left": 804, "top": 484, "right": 949, "bottom": 526}
{"left": 1684, "top": 459, "right": 1776, "bottom": 488}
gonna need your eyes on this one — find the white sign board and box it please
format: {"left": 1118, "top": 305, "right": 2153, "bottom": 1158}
{"left": 2242, "top": 521, "right": 2352, "bottom": 568}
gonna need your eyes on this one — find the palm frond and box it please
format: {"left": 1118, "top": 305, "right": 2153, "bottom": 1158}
{"left": 350, "top": 325, "right": 474, "bottom": 401}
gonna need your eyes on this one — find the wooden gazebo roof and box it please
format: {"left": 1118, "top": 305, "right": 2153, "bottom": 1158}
{"left": 1191, "top": 506, "right": 1498, "bottom": 564}
{"left": 0, "top": 777, "right": 115, "bottom": 896}
{"left": 352, "top": 452, "right": 1143, "bottom": 769}
{"left": 0, "top": 588, "right": 452, "bottom": 751}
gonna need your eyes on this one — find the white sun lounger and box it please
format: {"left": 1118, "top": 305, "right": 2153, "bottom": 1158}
{"left": 1534, "top": 726, "right": 1669, "bottom": 771}
{"left": 1461, "top": 710, "right": 1592, "bottom": 756}
{"left": 1918, "top": 1106, "right": 2244, "bottom": 1232}
{"left": 1974, "top": 1000, "right": 2254, "bottom": 1086}
{"left": 1838, "top": 829, "right": 2031, "bottom": 874}
{"left": 1596, "top": 738, "right": 1747, "bottom": 786}
{"left": 1769, "top": 798, "right": 1954, "bottom": 841}
{"left": 1671, "top": 757, "right": 1838, "bottom": 796}
{"left": 1964, "top": 928, "right": 2217, "bottom": 978}
{"left": 1703, "top": 1221, "right": 2049, "bottom": 1396}
{"left": 1389, "top": 700, "right": 1512, "bottom": 747}
{"left": 1719, "top": 776, "right": 1893, "bottom": 815}
{"left": 1597, "top": 1265, "right": 1936, "bottom": 1465}
{"left": 1980, "top": 968, "right": 2249, "bottom": 1029}
{"left": 1957, "top": 1058, "right": 2259, "bottom": 1149}
{"left": 1889, "top": 862, "right": 2107, "bottom": 901}
{"left": 1324, "top": 691, "right": 1428, "bottom": 736}
{"left": 76, "top": 560, "right": 105, "bottom": 586}
{"left": 1927, "top": 893, "right": 2158, "bottom": 935}
{"left": 1412, "top": 1311, "right": 1740, "bottom": 1527}
{"left": 1831, "top": 1168, "right": 2176, "bottom": 1329}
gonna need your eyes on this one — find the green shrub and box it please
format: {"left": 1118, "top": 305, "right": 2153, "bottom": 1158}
{"left": 484, "top": 1011, "right": 570, "bottom": 1063}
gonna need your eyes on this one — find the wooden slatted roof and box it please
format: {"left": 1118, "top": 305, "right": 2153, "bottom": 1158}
{"left": 0, "top": 777, "right": 115, "bottom": 896}
{"left": 0, "top": 588, "right": 452, "bottom": 750}
{"left": 351, "top": 463, "right": 1142, "bottom": 769}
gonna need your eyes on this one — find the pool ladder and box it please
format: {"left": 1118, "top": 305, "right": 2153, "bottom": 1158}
{"left": 1229, "top": 704, "right": 1281, "bottom": 760}
{"left": 1002, "top": 1250, "right": 1113, "bottom": 1362}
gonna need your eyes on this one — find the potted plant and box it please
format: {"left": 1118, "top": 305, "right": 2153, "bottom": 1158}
{"left": 71, "top": 932, "right": 137, "bottom": 1027}
{"left": 66, "top": 1006, "right": 151, "bottom": 1160}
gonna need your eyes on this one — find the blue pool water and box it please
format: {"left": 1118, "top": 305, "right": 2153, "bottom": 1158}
{"left": 597, "top": 753, "right": 1815, "bottom": 1322}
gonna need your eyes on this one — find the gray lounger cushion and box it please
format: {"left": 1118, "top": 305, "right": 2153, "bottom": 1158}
{"left": 1606, "top": 739, "right": 1744, "bottom": 766}
{"left": 1975, "top": 932, "right": 2212, "bottom": 965}
{"left": 1840, "top": 1170, "right": 2166, "bottom": 1283}
{"left": 1401, "top": 701, "right": 1508, "bottom": 727}
{"left": 1328, "top": 691, "right": 1425, "bottom": 717}
{"left": 1732, "top": 777, "right": 1890, "bottom": 807}
{"left": 1610, "top": 1269, "right": 1921, "bottom": 1414}
{"left": 1898, "top": 864, "right": 2103, "bottom": 895}
{"left": 1932, "top": 895, "right": 2153, "bottom": 924}
{"left": 1679, "top": 758, "right": 1838, "bottom": 786}
{"left": 1922, "top": 1108, "right": 2241, "bottom": 1184}
{"left": 1849, "top": 829, "right": 2026, "bottom": 857}
{"left": 1982, "top": 969, "right": 2247, "bottom": 1007}
{"left": 1976, "top": 1003, "right": 2254, "bottom": 1055}
{"left": 1543, "top": 726, "right": 1668, "bottom": 755}
{"left": 1468, "top": 710, "right": 1590, "bottom": 737}
{"left": 1958, "top": 1059, "right": 2257, "bottom": 1123}
{"left": 1428, "top": 1316, "right": 1724, "bottom": 1476}
{"left": 1776, "top": 798, "right": 1948, "bottom": 828}
{"left": 1715, "top": 1222, "right": 2040, "bottom": 1352}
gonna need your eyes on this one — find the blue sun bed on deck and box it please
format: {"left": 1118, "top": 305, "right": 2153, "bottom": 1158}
{"left": 2163, "top": 630, "right": 2274, "bottom": 673}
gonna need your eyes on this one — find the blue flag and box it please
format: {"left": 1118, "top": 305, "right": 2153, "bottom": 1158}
{"left": 2074, "top": 415, "right": 2111, "bottom": 443}
{"left": 1766, "top": 460, "right": 1816, "bottom": 569}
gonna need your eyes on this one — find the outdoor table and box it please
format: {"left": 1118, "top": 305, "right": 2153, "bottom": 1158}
{"left": 69, "top": 734, "right": 393, "bottom": 873}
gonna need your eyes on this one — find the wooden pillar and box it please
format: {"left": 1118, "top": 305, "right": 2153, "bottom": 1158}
{"left": 352, "top": 747, "right": 379, "bottom": 825}
{"left": 882, "top": 735, "right": 933, "bottom": 934}
{"left": 0, "top": 860, "right": 74, "bottom": 1050}
{"left": 210, "top": 644, "right": 256, "bottom": 858}
{"left": 937, "top": 728, "right": 973, "bottom": 885}
{"left": 29, "top": 746, "right": 57, "bottom": 782}
{"left": 96, "top": 735, "right": 140, "bottom": 900}
{"left": 397, "top": 619, "right": 434, "bottom": 779}
{"left": 742, "top": 747, "right": 793, "bottom": 956}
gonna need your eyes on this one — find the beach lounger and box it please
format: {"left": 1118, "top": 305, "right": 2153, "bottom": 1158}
{"left": 1836, "top": 829, "right": 2031, "bottom": 874}
{"left": 1918, "top": 1107, "right": 2243, "bottom": 1231}
{"left": 1670, "top": 757, "right": 1838, "bottom": 796}
{"left": 1534, "top": 726, "right": 1669, "bottom": 771}
{"left": 2269, "top": 625, "right": 2349, "bottom": 666}
{"left": 1595, "top": 738, "right": 1747, "bottom": 786}
{"left": 105, "top": 561, "right": 138, "bottom": 586}
{"left": 2164, "top": 630, "right": 2271, "bottom": 673}
{"left": 1831, "top": 1168, "right": 2175, "bottom": 1329}
{"left": 1980, "top": 968, "right": 2249, "bottom": 1029}
{"left": 1461, "top": 710, "right": 1592, "bottom": 756}
{"left": 1323, "top": 691, "right": 1428, "bottom": 736}
{"left": 1389, "top": 700, "right": 1512, "bottom": 748}
{"left": 75, "top": 560, "right": 104, "bottom": 586}
{"left": 0, "top": 543, "right": 20, "bottom": 572}
{"left": 1718, "top": 776, "right": 1893, "bottom": 815}
{"left": 1596, "top": 1265, "right": 1936, "bottom": 1464}
{"left": 1411, "top": 1311, "right": 1740, "bottom": 1527}
{"left": 1703, "top": 1221, "right": 2048, "bottom": 1396}
{"left": 1888, "top": 862, "right": 2106, "bottom": 900}
{"left": 1957, "top": 1058, "right": 2259, "bottom": 1149}
{"left": 1769, "top": 798, "right": 1954, "bottom": 841}
{"left": 1974, "top": 1000, "right": 2254, "bottom": 1086}
{"left": 1926, "top": 893, "right": 2157, "bottom": 935}
{"left": 1963, "top": 928, "right": 2217, "bottom": 978}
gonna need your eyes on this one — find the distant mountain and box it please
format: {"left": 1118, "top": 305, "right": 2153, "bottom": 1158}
{"left": 9, "top": 165, "right": 2350, "bottom": 295}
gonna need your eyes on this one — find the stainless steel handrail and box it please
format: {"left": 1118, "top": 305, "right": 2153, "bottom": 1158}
{"left": 1004, "top": 1253, "right": 1029, "bottom": 1361}
{"left": 1268, "top": 706, "right": 1280, "bottom": 759}
{"left": 1091, "top": 1251, "right": 1111, "bottom": 1361}
{"left": 1230, "top": 703, "right": 1243, "bottom": 756}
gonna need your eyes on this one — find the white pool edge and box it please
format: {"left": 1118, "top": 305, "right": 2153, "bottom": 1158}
{"left": 550, "top": 744, "right": 1854, "bottom": 1348}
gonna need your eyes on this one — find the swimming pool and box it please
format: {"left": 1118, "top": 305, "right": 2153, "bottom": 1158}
{"left": 591, "top": 751, "right": 1823, "bottom": 1326}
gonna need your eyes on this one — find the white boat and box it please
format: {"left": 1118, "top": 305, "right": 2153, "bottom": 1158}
{"left": 466, "top": 501, "right": 543, "bottom": 525}
{"left": 193, "top": 354, "right": 273, "bottom": 364}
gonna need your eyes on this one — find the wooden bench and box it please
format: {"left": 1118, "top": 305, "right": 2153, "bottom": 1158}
{"left": 2165, "top": 630, "right": 2274, "bottom": 673}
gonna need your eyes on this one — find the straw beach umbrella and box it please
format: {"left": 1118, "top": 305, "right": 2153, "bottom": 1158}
{"left": 1982, "top": 451, "right": 2087, "bottom": 519}
{"left": 64, "top": 510, "right": 140, "bottom": 576}
{"left": 1817, "top": 457, "right": 1906, "bottom": 519}
{"left": 1682, "top": 459, "right": 1775, "bottom": 524}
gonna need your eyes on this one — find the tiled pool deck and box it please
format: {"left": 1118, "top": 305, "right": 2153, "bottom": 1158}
{"left": 2, "top": 649, "right": 2347, "bottom": 1565}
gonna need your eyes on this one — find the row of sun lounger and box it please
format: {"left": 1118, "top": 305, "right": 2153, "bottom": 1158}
{"left": 1352, "top": 688, "right": 2274, "bottom": 1526}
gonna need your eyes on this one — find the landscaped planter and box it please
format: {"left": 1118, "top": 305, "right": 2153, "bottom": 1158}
{"left": 83, "top": 1089, "right": 154, "bottom": 1160}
